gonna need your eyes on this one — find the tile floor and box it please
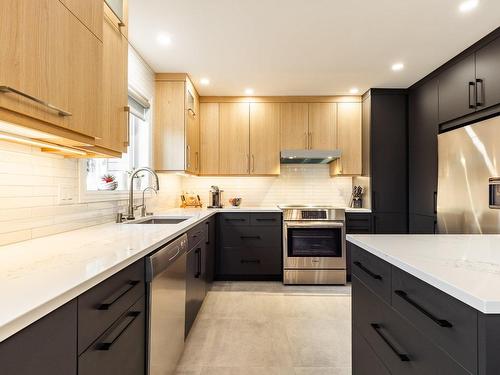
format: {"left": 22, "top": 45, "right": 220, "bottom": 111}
{"left": 176, "top": 282, "right": 352, "bottom": 375}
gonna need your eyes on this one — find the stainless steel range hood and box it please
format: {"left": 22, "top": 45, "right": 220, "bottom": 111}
{"left": 280, "top": 149, "right": 342, "bottom": 164}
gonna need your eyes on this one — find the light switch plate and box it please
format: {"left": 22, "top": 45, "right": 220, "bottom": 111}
{"left": 57, "top": 184, "right": 77, "bottom": 205}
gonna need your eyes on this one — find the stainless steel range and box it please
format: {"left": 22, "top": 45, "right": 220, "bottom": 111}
{"left": 280, "top": 205, "right": 346, "bottom": 285}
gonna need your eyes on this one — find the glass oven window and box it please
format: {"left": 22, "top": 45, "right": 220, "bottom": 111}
{"left": 287, "top": 227, "right": 342, "bottom": 257}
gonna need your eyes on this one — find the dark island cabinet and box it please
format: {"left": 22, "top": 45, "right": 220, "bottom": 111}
{"left": 351, "top": 242, "right": 500, "bottom": 375}
{"left": 216, "top": 212, "right": 282, "bottom": 280}
{"left": 0, "top": 300, "right": 77, "bottom": 375}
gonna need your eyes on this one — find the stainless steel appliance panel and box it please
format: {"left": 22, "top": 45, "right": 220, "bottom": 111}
{"left": 284, "top": 269, "right": 346, "bottom": 285}
{"left": 147, "top": 234, "right": 188, "bottom": 375}
{"left": 437, "top": 116, "right": 500, "bottom": 234}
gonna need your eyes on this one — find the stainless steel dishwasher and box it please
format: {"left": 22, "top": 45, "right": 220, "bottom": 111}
{"left": 146, "top": 234, "right": 188, "bottom": 375}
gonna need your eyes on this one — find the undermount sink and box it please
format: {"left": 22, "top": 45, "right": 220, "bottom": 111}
{"left": 126, "top": 217, "right": 190, "bottom": 224}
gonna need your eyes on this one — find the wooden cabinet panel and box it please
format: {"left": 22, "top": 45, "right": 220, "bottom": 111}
{"left": 200, "top": 103, "right": 220, "bottom": 175}
{"left": 94, "top": 8, "right": 127, "bottom": 153}
{"left": 331, "top": 102, "right": 362, "bottom": 175}
{"left": 185, "top": 81, "right": 200, "bottom": 174}
{"left": 475, "top": 36, "right": 500, "bottom": 111}
{"left": 219, "top": 103, "right": 250, "bottom": 175}
{"left": 59, "top": 0, "right": 103, "bottom": 40}
{"left": 0, "top": 300, "right": 77, "bottom": 375}
{"left": 280, "top": 103, "right": 308, "bottom": 150}
{"left": 438, "top": 54, "right": 476, "bottom": 124}
{"left": 154, "top": 81, "right": 186, "bottom": 171}
{"left": 308, "top": 103, "right": 337, "bottom": 150}
{"left": 250, "top": 103, "right": 280, "bottom": 175}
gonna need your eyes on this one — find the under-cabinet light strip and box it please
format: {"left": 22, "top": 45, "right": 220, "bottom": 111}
{"left": 0, "top": 131, "right": 87, "bottom": 156}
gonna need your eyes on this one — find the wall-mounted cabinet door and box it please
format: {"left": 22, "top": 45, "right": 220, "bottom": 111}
{"left": 250, "top": 103, "right": 280, "bottom": 175}
{"left": 219, "top": 103, "right": 250, "bottom": 175}
{"left": 280, "top": 103, "right": 308, "bottom": 150}
{"left": 185, "top": 83, "right": 200, "bottom": 174}
{"left": 331, "top": 102, "right": 362, "bottom": 175}
{"left": 438, "top": 54, "right": 476, "bottom": 124}
{"left": 200, "top": 103, "right": 220, "bottom": 175}
{"left": 308, "top": 103, "right": 337, "bottom": 150}
{"left": 475, "top": 36, "right": 500, "bottom": 111}
{"left": 59, "top": 0, "right": 103, "bottom": 40}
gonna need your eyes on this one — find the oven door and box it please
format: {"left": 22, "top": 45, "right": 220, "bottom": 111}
{"left": 284, "top": 221, "right": 346, "bottom": 269}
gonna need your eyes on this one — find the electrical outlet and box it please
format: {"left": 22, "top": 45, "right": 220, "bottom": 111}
{"left": 58, "top": 184, "right": 76, "bottom": 205}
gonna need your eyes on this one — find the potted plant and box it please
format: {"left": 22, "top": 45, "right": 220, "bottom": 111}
{"left": 98, "top": 174, "right": 118, "bottom": 191}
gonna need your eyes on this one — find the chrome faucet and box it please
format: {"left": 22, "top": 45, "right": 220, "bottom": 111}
{"left": 127, "top": 167, "right": 160, "bottom": 220}
{"left": 140, "top": 186, "right": 158, "bottom": 217}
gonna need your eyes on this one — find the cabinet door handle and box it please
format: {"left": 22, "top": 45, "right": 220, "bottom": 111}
{"left": 252, "top": 154, "right": 255, "bottom": 173}
{"left": 371, "top": 323, "right": 410, "bottom": 362}
{"left": 394, "top": 290, "right": 452, "bottom": 327}
{"left": 205, "top": 221, "right": 210, "bottom": 244}
{"left": 195, "top": 248, "right": 201, "bottom": 278}
{"left": 225, "top": 218, "right": 246, "bottom": 222}
{"left": 468, "top": 82, "right": 476, "bottom": 109}
{"left": 124, "top": 106, "right": 130, "bottom": 147}
{"left": 241, "top": 259, "right": 260, "bottom": 264}
{"left": 246, "top": 154, "right": 250, "bottom": 173}
{"left": 97, "top": 280, "right": 140, "bottom": 310}
{"left": 372, "top": 191, "right": 376, "bottom": 211}
{"left": 195, "top": 151, "right": 199, "bottom": 171}
{"left": 188, "top": 108, "right": 196, "bottom": 117}
{"left": 0, "top": 85, "right": 72, "bottom": 117}
{"left": 433, "top": 192, "right": 437, "bottom": 214}
{"left": 309, "top": 132, "right": 312, "bottom": 149}
{"left": 256, "top": 218, "right": 277, "bottom": 222}
{"left": 353, "top": 261, "right": 382, "bottom": 280}
{"left": 240, "top": 235, "right": 261, "bottom": 240}
{"left": 476, "top": 78, "right": 484, "bottom": 107}
{"left": 186, "top": 145, "right": 191, "bottom": 168}
{"left": 96, "top": 311, "right": 141, "bottom": 350}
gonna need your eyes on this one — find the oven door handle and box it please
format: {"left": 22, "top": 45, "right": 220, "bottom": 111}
{"left": 284, "top": 221, "right": 345, "bottom": 229}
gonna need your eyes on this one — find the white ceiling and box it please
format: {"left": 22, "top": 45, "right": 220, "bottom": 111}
{"left": 129, "top": 0, "right": 500, "bottom": 96}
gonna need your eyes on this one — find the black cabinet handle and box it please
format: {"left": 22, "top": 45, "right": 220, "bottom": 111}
{"left": 433, "top": 191, "right": 437, "bottom": 214}
{"left": 371, "top": 323, "right": 410, "bottom": 362}
{"left": 476, "top": 78, "right": 484, "bottom": 107}
{"left": 394, "top": 290, "right": 452, "bottom": 328}
{"left": 205, "top": 221, "right": 210, "bottom": 244}
{"left": 433, "top": 219, "right": 437, "bottom": 234}
{"left": 256, "top": 218, "right": 277, "bottom": 222}
{"left": 195, "top": 248, "right": 201, "bottom": 278}
{"left": 96, "top": 311, "right": 141, "bottom": 350}
{"left": 225, "top": 218, "right": 246, "bottom": 222}
{"left": 353, "top": 261, "right": 382, "bottom": 280}
{"left": 372, "top": 191, "right": 376, "bottom": 211}
{"left": 97, "top": 280, "right": 140, "bottom": 310}
{"left": 240, "top": 235, "right": 261, "bottom": 240}
{"left": 468, "top": 82, "right": 476, "bottom": 109}
{"left": 241, "top": 259, "right": 260, "bottom": 264}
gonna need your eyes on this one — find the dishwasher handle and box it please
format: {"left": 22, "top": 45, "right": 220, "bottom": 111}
{"left": 146, "top": 234, "right": 188, "bottom": 282}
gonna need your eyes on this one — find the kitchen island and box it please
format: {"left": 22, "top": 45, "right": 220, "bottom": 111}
{"left": 348, "top": 234, "right": 500, "bottom": 375}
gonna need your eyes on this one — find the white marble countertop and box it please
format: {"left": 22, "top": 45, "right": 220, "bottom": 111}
{"left": 347, "top": 234, "right": 500, "bottom": 314}
{"left": 0, "top": 207, "right": 281, "bottom": 342}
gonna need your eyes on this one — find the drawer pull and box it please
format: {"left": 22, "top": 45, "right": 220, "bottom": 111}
{"left": 225, "top": 218, "right": 246, "bottom": 222}
{"left": 353, "top": 261, "right": 382, "bottom": 280}
{"left": 256, "top": 218, "right": 277, "bottom": 222}
{"left": 97, "top": 280, "right": 140, "bottom": 310}
{"left": 394, "top": 290, "right": 453, "bottom": 328}
{"left": 241, "top": 259, "right": 260, "bottom": 264}
{"left": 0, "top": 85, "right": 72, "bottom": 116}
{"left": 195, "top": 248, "right": 201, "bottom": 278}
{"left": 96, "top": 311, "right": 140, "bottom": 351}
{"left": 371, "top": 323, "right": 410, "bottom": 362}
{"left": 240, "top": 235, "right": 261, "bottom": 240}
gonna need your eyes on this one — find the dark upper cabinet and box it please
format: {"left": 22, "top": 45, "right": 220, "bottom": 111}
{"left": 475, "top": 36, "right": 500, "bottom": 111}
{"left": 409, "top": 79, "right": 438, "bottom": 218}
{"left": 369, "top": 90, "right": 408, "bottom": 217}
{"left": 0, "top": 300, "right": 77, "bottom": 375}
{"left": 438, "top": 54, "right": 476, "bottom": 124}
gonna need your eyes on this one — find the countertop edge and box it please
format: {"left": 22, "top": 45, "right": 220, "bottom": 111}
{"left": 347, "top": 235, "right": 496, "bottom": 314}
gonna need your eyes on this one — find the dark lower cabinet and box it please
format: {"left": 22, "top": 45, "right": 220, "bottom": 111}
{"left": 205, "top": 216, "right": 216, "bottom": 283}
{"left": 346, "top": 212, "right": 373, "bottom": 281}
{"left": 352, "top": 327, "right": 391, "bottom": 375}
{"left": 409, "top": 214, "right": 436, "bottom": 234}
{"left": 79, "top": 296, "right": 146, "bottom": 375}
{"left": 0, "top": 300, "right": 77, "bottom": 375}
{"left": 216, "top": 212, "right": 282, "bottom": 280}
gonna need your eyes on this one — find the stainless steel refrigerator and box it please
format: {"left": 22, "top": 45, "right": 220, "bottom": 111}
{"left": 437, "top": 116, "right": 500, "bottom": 234}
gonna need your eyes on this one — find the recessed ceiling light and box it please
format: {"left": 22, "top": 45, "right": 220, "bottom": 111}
{"left": 350, "top": 88, "right": 360, "bottom": 94}
{"left": 156, "top": 33, "right": 172, "bottom": 46}
{"left": 391, "top": 62, "right": 405, "bottom": 71}
{"left": 200, "top": 78, "right": 210, "bottom": 85}
{"left": 459, "top": 0, "right": 479, "bottom": 12}
{"left": 244, "top": 88, "right": 254, "bottom": 95}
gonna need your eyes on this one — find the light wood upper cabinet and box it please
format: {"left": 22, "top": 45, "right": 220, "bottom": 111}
{"left": 219, "top": 103, "right": 250, "bottom": 175}
{"left": 0, "top": 0, "right": 103, "bottom": 144}
{"left": 200, "top": 103, "right": 220, "bottom": 175}
{"left": 280, "top": 103, "right": 308, "bottom": 150}
{"left": 250, "top": 103, "right": 280, "bottom": 175}
{"left": 331, "top": 102, "right": 362, "bottom": 176}
{"left": 185, "top": 80, "right": 200, "bottom": 174}
{"left": 59, "top": 0, "right": 103, "bottom": 40}
{"left": 308, "top": 103, "right": 337, "bottom": 150}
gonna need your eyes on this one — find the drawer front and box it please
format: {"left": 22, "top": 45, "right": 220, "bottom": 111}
{"left": 221, "top": 226, "right": 281, "bottom": 248}
{"left": 79, "top": 296, "right": 146, "bottom": 375}
{"left": 220, "top": 213, "right": 251, "bottom": 226}
{"left": 351, "top": 244, "right": 391, "bottom": 304}
{"left": 353, "top": 327, "right": 391, "bottom": 375}
{"left": 78, "top": 259, "right": 145, "bottom": 354}
{"left": 346, "top": 213, "right": 372, "bottom": 234}
{"left": 219, "top": 247, "right": 281, "bottom": 276}
{"left": 392, "top": 267, "right": 478, "bottom": 373}
{"left": 353, "top": 277, "right": 471, "bottom": 375}
{"left": 249, "top": 213, "right": 282, "bottom": 226}
{"left": 187, "top": 223, "right": 206, "bottom": 250}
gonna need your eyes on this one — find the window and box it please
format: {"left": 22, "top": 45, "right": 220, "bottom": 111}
{"left": 82, "top": 87, "right": 152, "bottom": 198}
